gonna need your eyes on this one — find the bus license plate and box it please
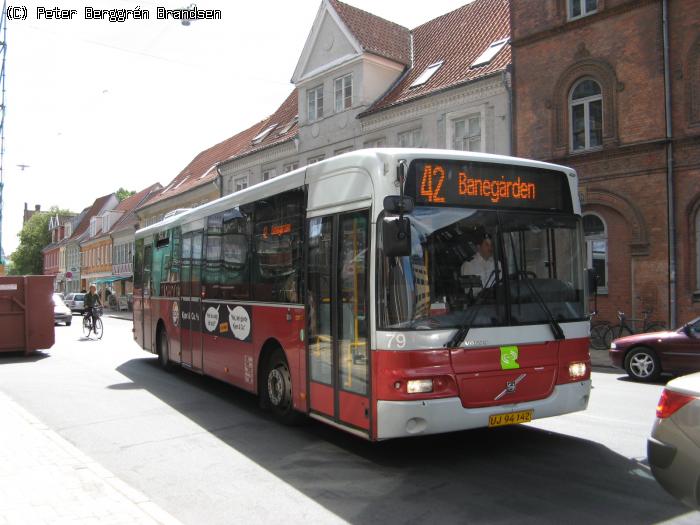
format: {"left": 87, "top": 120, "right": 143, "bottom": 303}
{"left": 488, "top": 409, "right": 533, "bottom": 428}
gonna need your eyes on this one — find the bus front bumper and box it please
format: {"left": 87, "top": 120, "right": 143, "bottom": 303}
{"left": 376, "top": 380, "right": 591, "bottom": 440}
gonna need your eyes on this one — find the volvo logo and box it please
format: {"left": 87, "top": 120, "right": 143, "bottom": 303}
{"left": 494, "top": 373, "right": 527, "bottom": 401}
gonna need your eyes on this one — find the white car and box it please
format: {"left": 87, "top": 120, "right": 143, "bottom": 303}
{"left": 648, "top": 371, "right": 700, "bottom": 510}
{"left": 53, "top": 293, "right": 72, "bottom": 326}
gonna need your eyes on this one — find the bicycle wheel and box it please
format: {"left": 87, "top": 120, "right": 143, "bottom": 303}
{"left": 82, "top": 316, "right": 92, "bottom": 337}
{"left": 93, "top": 318, "right": 103, "bottom": 340}
{"left": 590, "top": 322, "right": 610, "bottom": 350}
{"left": 605, "top": 324, "right": 633, "bottom": 347}
{"left": 645, "top": 322, "right": 666, "bottom": 333}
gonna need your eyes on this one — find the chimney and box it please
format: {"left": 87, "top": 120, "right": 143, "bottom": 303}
{"left": 24, "top": 203, "right": 28, "bottom": 211}
{"left": 35, "top": 204, "right": 41, "bottom": 212}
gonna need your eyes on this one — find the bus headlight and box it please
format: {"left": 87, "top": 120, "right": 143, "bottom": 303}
{"left": 569, "top": 362, "right": 587, "bottom": 380}
{"left": 407, "top": 379, "right": 433, "bottom": 394}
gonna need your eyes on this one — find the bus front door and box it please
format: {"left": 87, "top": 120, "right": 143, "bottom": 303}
{"left": 307, "top": 211, "right": 370, "bottom": 433}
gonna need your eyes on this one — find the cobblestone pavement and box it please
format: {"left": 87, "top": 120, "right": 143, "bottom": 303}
{"left": 0, "top": 391, "right": 181, "bottom": 525}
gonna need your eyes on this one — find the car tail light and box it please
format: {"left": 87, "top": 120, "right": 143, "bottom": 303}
{"left": 656, "top": 389, "right": 695, "bottom": 419}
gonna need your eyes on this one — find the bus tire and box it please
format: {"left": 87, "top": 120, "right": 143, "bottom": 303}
{"left": 157, "top": 326, "right": 173, "bottom": 371}
{"left": 262, "top": 348, "right": 302, "bottom": 425}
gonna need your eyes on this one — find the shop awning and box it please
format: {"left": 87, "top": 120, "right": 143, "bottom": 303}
{"left": 92, "top": 276, "right": 131, "bottom": 284}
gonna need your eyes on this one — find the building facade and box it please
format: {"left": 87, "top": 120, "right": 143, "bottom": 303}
{"left": 510, "top": 0, "right": 700, "bottom": 326}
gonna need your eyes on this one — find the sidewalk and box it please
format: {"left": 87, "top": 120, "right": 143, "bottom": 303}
{"left": 0, "top": 391, "right": 181, "bottom": 525}
{"left": 590, "top": 347, "right": 614, "bottom": 369}
{"left": 105, "top": 309, "right": 132, "bottom": 321}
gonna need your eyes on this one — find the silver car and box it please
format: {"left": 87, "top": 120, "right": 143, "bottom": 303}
{"left": 65, "top": 292, "right": 86, "bottom": 314}
{"left": 648, "top": 371, "right": 700, "bottom": 510}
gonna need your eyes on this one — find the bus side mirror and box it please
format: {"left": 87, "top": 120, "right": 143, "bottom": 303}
{"left": 382, "top": 217, "right": 412, "bottom": 257}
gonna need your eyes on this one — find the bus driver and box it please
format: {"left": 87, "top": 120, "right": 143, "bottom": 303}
{"left": 460, "top": 234, "right": 499, "bottom": 290}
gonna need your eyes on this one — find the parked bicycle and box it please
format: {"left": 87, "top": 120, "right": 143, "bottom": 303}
{"left": 603, "top": 310, "right": 665, "bottom": 348}
{"left": 589, "top": 311, "right": 611, "bottom": 350}
{"left": 82, "top": 306, "right": 104, "bottom": 340}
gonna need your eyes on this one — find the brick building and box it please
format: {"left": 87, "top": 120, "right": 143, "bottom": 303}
{"left": 510, "top": 0, "right": 700, "bottom": 327}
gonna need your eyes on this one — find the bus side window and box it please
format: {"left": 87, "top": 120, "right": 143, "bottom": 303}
{"left": 253, "top": 190, "right": 304, "bottom": 303}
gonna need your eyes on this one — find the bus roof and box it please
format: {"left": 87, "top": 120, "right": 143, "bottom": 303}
{"left": 135, "top": 148, "right": 578, "bottom": 239}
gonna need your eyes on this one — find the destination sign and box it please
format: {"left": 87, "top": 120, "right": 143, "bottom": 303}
{"left": 407, "top": 159, "right": 572, "bottom": 212}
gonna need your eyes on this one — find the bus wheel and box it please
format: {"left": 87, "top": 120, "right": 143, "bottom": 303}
{"left": 263, "top": 349, "right": 301, "bottom": 424}
{"left": 157, "top": 327, "right": 173, "bottom": 371}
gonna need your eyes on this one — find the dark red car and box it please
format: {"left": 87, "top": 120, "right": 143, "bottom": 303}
{"left": 609, "top": 317, "right": 700, "bottom": 381}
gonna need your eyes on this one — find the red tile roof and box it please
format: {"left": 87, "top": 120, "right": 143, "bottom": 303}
{"left": 109, "top": 183, "right": 163, "bottom": 234}
{"left": 361, "top": 0, "right": 511, "bottom": 116}
{"left": 143, "top": 90, "right": 298, "bottom": 208}
{"left": 71, "top": 193, "right": 115, "bottom": 239}
{"left": 329, "top": 0, "right": 410, "bottom": 65}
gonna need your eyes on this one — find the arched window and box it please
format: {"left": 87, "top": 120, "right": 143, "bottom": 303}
{"left": 570, "top": 78, "right": 603, "bottom": 152}
{"left": 583, "top": 213, "right": 608, "bottom": 293}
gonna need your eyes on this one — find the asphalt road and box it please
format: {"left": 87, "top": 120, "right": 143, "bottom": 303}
{"left": 1, "top": 315, "right": 698, "bottom": 524}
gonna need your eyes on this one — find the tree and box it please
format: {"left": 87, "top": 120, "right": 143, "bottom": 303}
{"left": 9, "top": 206, "right": 72, "bottom": 275}
{"left": 116, "top": 187, "right": 136, "bottom": 201}
{"left": 9, "top": 212, "right": 51, "bottom": 275}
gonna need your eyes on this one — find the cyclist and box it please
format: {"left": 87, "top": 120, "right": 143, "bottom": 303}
{"left": 84, "top": 284, "right": 102, "bottom": 331}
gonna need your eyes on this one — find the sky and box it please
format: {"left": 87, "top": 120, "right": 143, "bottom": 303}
{"left": 1, "top": 0, "right": 471, "bottom": 256}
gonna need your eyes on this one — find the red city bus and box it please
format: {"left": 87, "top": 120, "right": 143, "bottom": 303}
{"left": 133, "top": 149, "right": 591, "bottom": 440}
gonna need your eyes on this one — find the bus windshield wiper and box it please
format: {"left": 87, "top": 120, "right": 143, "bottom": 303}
{"left": 514, "top": 271, "right": 565, "bottom": 340}
{"left": 445, "top": 270, "right": 499, "bottom": 348}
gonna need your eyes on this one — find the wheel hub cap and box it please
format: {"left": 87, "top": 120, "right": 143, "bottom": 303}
{"left": 631, "top": 354, "right": 654, "bottom": 377}
{"left": 268, "top": 369, "right": 284, "bottom": 406}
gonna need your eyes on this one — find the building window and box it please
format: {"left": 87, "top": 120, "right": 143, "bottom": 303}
{"left": 307, "top": 155, "right": 325, "bottom": 165}
{"left": 262, "top": 168, "right": 276, "bottom": 181}
{"left": 307, "top": 85, "right": 323, "bottom": 122}
{"left": 570, "top": 78, "right": 603, "bottom": 152}
{"left": 283, "top": 162, "right": 299, "bottom": 173}
{"left": 470, "top": 39, "right": 508, "bottom": 69}
{"left": 334, "top": 146, "right": 353, "bottom": 155}
{"left": 363, "top": 137, "right": 386, "bottom": 148}
{"left": 583, "top": 213, "right": 608, "bottom": 293}
{"left": 568, "top": 0, "right": 598, "bottom": 20}
{"left": 398, "top": 128, "right": 422, "bottom": 148}
{"left": 234, "top": 176, "right": 248, "bottom": 192}
{"left": 453, "top": 115, "right": 482, "bottom": 151}
{"left": 334, "top": 74, "right": 352, "bottom": 112}
{"left": 410, "top": 61, "right": 443, "bottom": 88}
{"left": 696, "top": 209, "right": 700, "bottom": 292}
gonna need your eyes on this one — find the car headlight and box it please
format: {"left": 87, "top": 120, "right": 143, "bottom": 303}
{"left": 610, "top": 342, "right": 617, "bottom": 350}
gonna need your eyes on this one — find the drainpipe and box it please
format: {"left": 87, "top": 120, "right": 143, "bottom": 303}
{"left": 662, "top": 0, "right": 676, "bottom": 327}
{"left": 216, "top": 165, "right": 224, "bottom": 198}
{"left": 505, "top": 65, "right": 515, "bottom": 155}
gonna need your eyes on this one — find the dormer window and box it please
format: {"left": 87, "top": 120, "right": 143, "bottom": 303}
{"left": 568, "top": 0, "right": 598, "bottom": 20}
{"left": 65, "top": 223, "right": 72, "bottom": 238}
{"left": 410, "top": 61, "right": 443, "bottom": 88}
{"left": 252, "top": 124, "right": 277, "bottom": 145}
{"left": 334, "top": 74, "right": 352, "bottom": 112}
{"left": 470, "top": 38, "right": 508, "bottom": 68}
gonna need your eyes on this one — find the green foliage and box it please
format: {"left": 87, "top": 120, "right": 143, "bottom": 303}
{"left": 10, "top": 212, "right": 51, "bottom": 275}
{"left": 116, "top": 188, "right": 136, "bottom": 202}
{"left": 9, "top": 206, "right": 73, "bottom": 275}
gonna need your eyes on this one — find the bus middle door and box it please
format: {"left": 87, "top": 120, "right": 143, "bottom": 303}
{"left": 181, "top": 231, "right": 204, "bottom": 370}
{"left": 307, "top": 211, "right": 370, "bottom": 434}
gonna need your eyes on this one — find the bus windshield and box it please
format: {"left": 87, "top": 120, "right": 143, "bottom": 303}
{"left": 378, "top": 206, "right": 585, "bottom": 330}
